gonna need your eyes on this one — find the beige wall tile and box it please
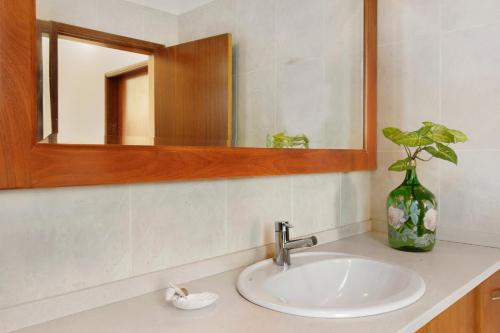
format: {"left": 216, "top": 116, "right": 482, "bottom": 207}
{"left": 236, "top": 0, "right": 276, "bottom": 74}
{"left": 276, "top": 59, "right": 327, "bottom": 147}
{"left": 130, "top": 181, "right": 227, "bottom": 276}
{"left": 324, "top": 50, "right": 364, "bottom": 149}
{"left": 0, "top": 186, "right": 130, "bottom": 309}
{"left": 442, "top": 24, "right": 500, "bottom": 150}
{"left": 143, "top": 7, "right": 178, "bottom": 45}
{"left": 324, "top": 0, "right": 364, "bottom": 57}
{"left": 178, "top": 0, "right": 236, "bottom": 43}
{"left": 236, "top": 68, "right": 276, "bottom": 148}
{"left": 177, "top": 6, "right": 207, "bottom": 42}
{"left": 276, "top": 0, "right": 325, "bottom": 62}
{"left": 226, "top": 176, "right": 291, "bottom": 252}
{"left": 440, "top": 151, "right": 500, "bottom": 235}
{"left": 442, "top": 0, "right": 500, "bottom": 32}
{"left": 377, "top": 36, "right": 440, "bottom": 152}
{"left": 341, "top": 172, "right": 371, "bottom": 225}
{"left": 291, "top": 173, "right": 341, "bottom": 237}
{"left": 36, "top": 0, "right": 99, "bottom": 29}
{"left": 378, "top": 0, "right": 440, "bottom": 45}
{"left": 96, "top": 0, "right": 144, "bottom": 39}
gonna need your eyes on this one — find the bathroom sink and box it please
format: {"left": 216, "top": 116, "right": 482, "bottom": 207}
{"left": 237, "top": 252, "right": 425, "bottom": 318}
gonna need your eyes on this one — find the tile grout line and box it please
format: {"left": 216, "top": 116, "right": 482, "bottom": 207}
{"left": 338, "top": 173, "right": 343, "bottom": 228}
{"left": 128, "top": 185, "right": 133, "bottom": 277}
{"left": 377, "top": 32, "right": 440, "bottom": 48}
{"left": 442, "top": 20, "right": 500, "bottom": 35}
{"left": 224, "top": 180, "right": 229, "bottom": 254}
{"left": 273, "top": 0, "right": 278, "bottom": 133}
{"left": 290, "top": 176, "right": 294, "bottom": 224}
{"left": 437, "top": 0, "right": 443, "bottom": 223}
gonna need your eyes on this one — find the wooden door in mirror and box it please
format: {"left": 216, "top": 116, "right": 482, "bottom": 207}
{"left": 0, "top": 0, "right": 377, "bottom": 189}
{"left": 36, "top": 20, "right": 232, "bottom": 147}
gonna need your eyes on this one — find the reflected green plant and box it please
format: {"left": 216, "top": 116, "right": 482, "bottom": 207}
{"left": 266, "top": 132, "right": 309, "bottom": 149}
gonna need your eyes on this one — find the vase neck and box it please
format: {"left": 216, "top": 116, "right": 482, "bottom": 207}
{"left": 403, "top": 161, "right": 420, "bottom": 186}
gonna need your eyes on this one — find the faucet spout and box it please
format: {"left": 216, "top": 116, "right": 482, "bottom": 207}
{"left": 284, "top": 236, "right": 318, "bottom": 250}
{"left": 273, "top": 221, "right": 318, "bottom": 266}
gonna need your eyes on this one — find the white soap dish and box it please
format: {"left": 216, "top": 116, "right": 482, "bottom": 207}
{"left": 165, "top": 282, "right": 218, "bottom": 310}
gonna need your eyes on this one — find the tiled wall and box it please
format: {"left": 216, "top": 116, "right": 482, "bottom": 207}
{"left": 178, "top": 0, "right": 365, "bottom": 149}
{"left": 0, "top": 0, "right": 371, "bottom": 314}
{"left": 372, "top": 0, "right": 500, "bottom": 248}
{"left": 0, "top": 174, "right": 371, "bottom": 311}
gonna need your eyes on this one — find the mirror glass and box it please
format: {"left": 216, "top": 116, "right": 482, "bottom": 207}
{"left": 36, "top": 0, "right": 365, "bottom": 149}
{"left": 40, "top": 34, "right": 151, "bottom": 144}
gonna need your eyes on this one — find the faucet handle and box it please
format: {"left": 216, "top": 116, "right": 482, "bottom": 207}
{"left": 275, "top": 221, "right": 293, "bottom": 231}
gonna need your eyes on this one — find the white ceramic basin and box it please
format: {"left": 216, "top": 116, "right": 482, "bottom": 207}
{"left": 237, "top": 252, "right": 425, "bottom": 318}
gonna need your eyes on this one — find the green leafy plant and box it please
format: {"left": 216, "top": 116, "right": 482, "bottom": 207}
{"left": 266, "top": 132, "right": 309, "bottom": 149}
{"left": 383, "top": 122, "right": 468, "bottom": 171}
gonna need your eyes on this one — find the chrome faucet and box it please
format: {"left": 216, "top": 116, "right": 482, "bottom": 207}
{"left": 273, "top": 221, "right": 318, "bottom": 266}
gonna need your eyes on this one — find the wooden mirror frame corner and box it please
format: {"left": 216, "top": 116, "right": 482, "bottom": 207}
{"left": 0, "top": 0, "right": 377, "bottom": 189}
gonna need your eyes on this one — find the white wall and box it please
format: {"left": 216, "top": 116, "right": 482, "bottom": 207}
{"left": 372, "top": 0, "right": 500, "bottom": 248}
{"left": 178, "top": 0, "right": 365, "bottom": 149}
{"left": 57, "top": 39, "right": 148, "bottom": 144}
{"left": 41, "top": 37, "right": 52, "bottom": 139}
{"left": 0, "top": 0, "right": 372, "bottom": 327}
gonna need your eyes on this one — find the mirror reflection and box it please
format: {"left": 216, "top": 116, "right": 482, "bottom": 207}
{"left": 36, "top": 0, "right": 365, "bottom": 149}
{"left": 40, "top": 34, "right": 151, "bottom": 144}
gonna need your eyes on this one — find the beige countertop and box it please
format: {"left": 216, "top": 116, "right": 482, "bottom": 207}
{"left": 15, "top": 232, "right": 500, "bottom": 333}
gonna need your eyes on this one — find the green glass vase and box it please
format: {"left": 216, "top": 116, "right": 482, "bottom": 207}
{"left": 387, "top": 161, "right": 437, "bottom": 252}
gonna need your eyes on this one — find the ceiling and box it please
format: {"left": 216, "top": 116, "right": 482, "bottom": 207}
{"left": 126, "top": 0, "right": 216, "bottom": 15}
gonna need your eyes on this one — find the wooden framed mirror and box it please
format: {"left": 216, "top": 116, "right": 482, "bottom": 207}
{"left": 0, "top": 0, "right": 377, "bottom": 189}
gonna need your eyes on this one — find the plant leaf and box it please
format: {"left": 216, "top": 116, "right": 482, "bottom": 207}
{"left": 388, "top": 158, "right": 411, "bottom": 172}
{"left": 422, "top": 121, "right": 468, "bottom": 144}
{"left": 424, "top": 143, "right": 458, "bottom": 164}
{"left": 383, "top": 127, "right": 404, "bottom": 145}
{"left": 422, "top": 121, "right": 436, "bottom": 127}
{"left": 417, "top": 125, "right": 432, "bottom": 136}
{"left": 420, "top": 122, "right": 454, "bottom": 143}
{"left": 396, "top": 131, "right": 434, "bottom": 147}
{"left": 426, "top": 129, "right": 455, "bottom": 143}
{"left": 447, "top": 129, "right": 468, "bottom": 143}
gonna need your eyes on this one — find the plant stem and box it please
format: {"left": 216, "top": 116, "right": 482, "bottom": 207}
{"left": 411, "top": 147, "right": 423, "bottom": 160}
{"left": 403, "top": 145, "right": 412, "bottom": 159}
{"left": 416, "top": 155, "right": 433, "bottom": 162}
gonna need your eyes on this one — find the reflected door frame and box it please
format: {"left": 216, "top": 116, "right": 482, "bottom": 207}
{"left": 105, "top": 61, "right": 150, "bottom": 145}
{"left": 35, "top": 20, "right": 163, "bottom": 144}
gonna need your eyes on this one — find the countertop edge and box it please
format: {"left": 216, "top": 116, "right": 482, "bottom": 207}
{"left": 400, "top": 260, "right": 500, "bottom": 333}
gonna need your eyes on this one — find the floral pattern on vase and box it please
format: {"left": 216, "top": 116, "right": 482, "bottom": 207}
{"left": 387, "top": 165, "right": 437, "bottom": 252}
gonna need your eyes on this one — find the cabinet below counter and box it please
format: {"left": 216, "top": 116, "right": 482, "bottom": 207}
{"left": 13, "top": 232, "right": 500, "bottom": 333}
{"left": 417, "top": 270, "right": 500, "bottom": 333}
